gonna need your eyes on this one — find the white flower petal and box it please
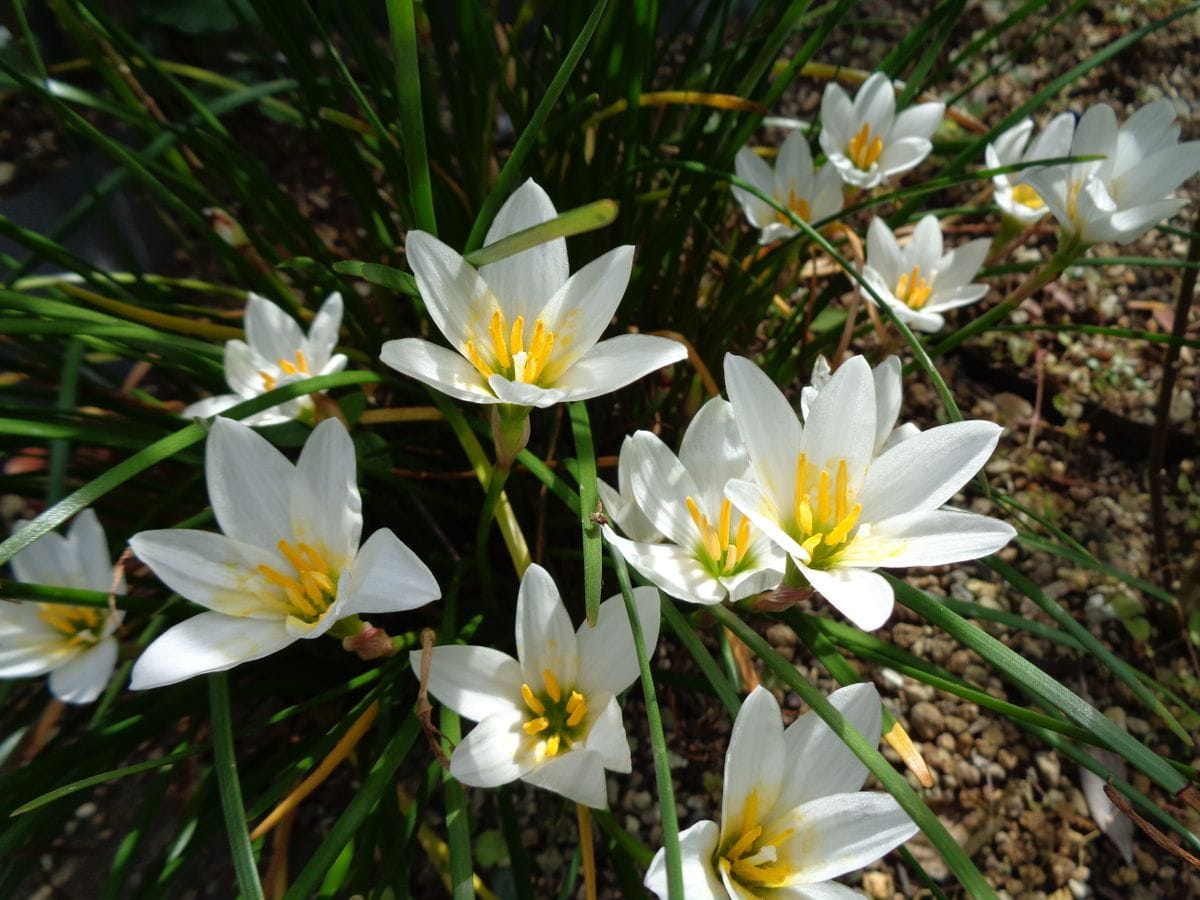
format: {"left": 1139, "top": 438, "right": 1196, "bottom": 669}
{"left": 783, "top": 882, "right": 866, "bottom": 899}
{"left": 776, "top": 683, "right": 882, "bottom": 812}
{"left": 733, "top": 147, "right": 777, "bottom": 228}
{"left": 844, "top": 508, "right": 1015, "bottom": 568}
{"left": 9, "top": 528, "right": 70, "bottom": 588}
{"left": 576, "top": 586, "right": 660, "bottom": 697}
{"left": 724, "top": 354, "right": 800, "bottom": 506}
{"left": 413, "top": 645, "right": 523, "bottom": 722}
{"left": 581, "top": 695, "right": 632, "bottom": 772}
{"left": 344, "top": 528, "right": 440, "bottom": 615}
{"left": 775, "top": 129, "right": 815, "bottom": 202}
{"left": 890, "top": 101, "right": 944, "bottom": 142}
{"left": 818, "top": 82, "right": 854, "bottom": 150}
{"left": 1116, "top": 140, "right": 1200, "bottom": 205}
{"left": 858, "top": 420, "right": 1001, "bottom": 522}
{"left": 244, "top": 293, "right": 305, "bottom": 363}
{"left": 777, "top": 792, "right": 917, "bottom": 883}
{"left": 449, "top": 709, "right": 529, "bottom": 788}
{"left": 722, "top": 686, "right": 785, "bottom": 834}
{"left": 129, "top": 612, "right": 296, "bottom": 689}
{"left": 865, "top": 218, "right": 902, "bottom": 285}
{"left": 380, "top": 337, "right": 499, "bottom": 405}
{"left": 182, "top": 393, "right": 243, "bottom": 421}
{"left": 800, "top": 563, "right": 894, "bottom": 631}
{"left": 515, "top": 564, "right": 578, "bottom": 686}
{"left": 539, "top": 245, "right": 635, "bottom": 379}
{"left": 548, "top": 334, "right": 686, "bottom": 401}
{"left": 877, "top": 136, "right": 932, "bottom": 179}
{"left": 521, "top": 747, "right": 609, "bottom": 808}
{"left": 487, "top": 375, "right": 565, "bottom": 407}
{"left": 604, "top": 530, "right": 727, "bottom": 606}
{"left": 66, "top": 509, "right": 113, "bottom": 593}
{"left": 129, "top": 529, "right": 282, "bottom": 618}
{"left": 291, "top": 418, "right": 362, "bottom": 563}
{"left": 405, "top": 231, "right": 495, "bottom": 352}
{"left": 222, "top": 339, "right": 266, "bottom": 397}
{"left": 480, "top": 179, "right": 568, "bottom": 315}
{"left": 855, "top": 73, "right": 895, "bottom": 135}
{"left": 0, "top": 638, "right": 71, "bottom": 677}
{"left": 905, "top": 215, "right": 943, "bottom": 270}
{"left": 871, "top": 357, "right": 903, "bottom": 453}
{"left": 626, "top": 431, "right": 701, "bottom": 547}
{"left": 644, "top": 820, "right": 724, "bottom": 900}
{"left": 724, "top": 478, "right": 810, "bottom": 562}
{"left": 678, "top": 398, "right": 746, "bottom": 510}
{"left": 799, "top": 356, "right": 875, "bottom": 494}
{"left": 206, "top": 418, "right": 295, "bottom": 550}
{"left": 47, "top": 637, "right": 117, "bottom": 704}
{"left": 306, "top": 292, "right": 344, "bottom": 368}
{"left": 1097, "top": 198, "right": 1189, "bottom": 244}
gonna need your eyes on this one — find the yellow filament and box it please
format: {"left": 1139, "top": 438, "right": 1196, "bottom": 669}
{"left": 543, "top": 668, "right": 561, "bottom": 703}
{"left": 734, "top": 518, "right": 751, "bottom": 562}
{"left": 817, "top": 470, "right": 831, "bottom": 524}
{"left": 1011, "top": 183, "right": 1044, "bottom": 209}
{"left": 565, "top": 691, "right": 587, "bottom": 727}
{"left": 509, "top": 316, "right": 525, "bottom": 355}
{"left": 717, "top": 499, "right": 732, "bottom": 550}
{"left": 523, "top": 717, "right": 549, "bottom": 735}
{"left": 835, "top": 459, "right": 848, "bottom": 523}
{"left": 726, "top": 825, "right": 763, "bottom": 861}
{"left": 521, "top": 683, "right": 545, "bottom": 715}
{"left": 465, "top": 340, "right": 495, "bottom": 378}
{"left": 489, "top": 309, "right": 511, "bottom": 368}
{"left": 895, "top": 265, "right": 933, "bottom": 309}
{"left": 848, "top": 122, "right": 884, "bottom": 170}
{"left": 525, "top": 329, "right": 554, "bottom": 383}
{"left": 825, "top": 504, "right": 862, "bottom": 546}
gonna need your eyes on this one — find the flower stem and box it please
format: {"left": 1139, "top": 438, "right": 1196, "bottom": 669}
{"left": 576, "top": 803, "right": 598, "bottom": 900}
{"left": 209, "top": 672, "right": 266, "bottom": 900}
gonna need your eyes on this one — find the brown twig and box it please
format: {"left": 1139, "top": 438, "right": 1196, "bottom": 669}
{"left": 1104, "top": 782, "right": 1200, "bottom": 870}
{"left": 416, "top": 628, "right": 450, "bottom": 768}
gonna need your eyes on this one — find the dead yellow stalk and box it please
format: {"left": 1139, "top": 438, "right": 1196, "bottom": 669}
{"left": 58, "top": 283, "right": 244, "bottom": 342}
{"left": 883, "top": 720, "right": 935, "bottom": 789}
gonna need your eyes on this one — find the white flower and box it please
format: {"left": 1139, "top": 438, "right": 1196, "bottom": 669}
{"left": 0, "top": 510, "right": 123, "bottom": 704}
{"left": 732, "top": 130, "right": 843, "bottom": 244}
{"left": 183, "top": 292, "right": 348, "bottom": 426}
{"left": 603, "top": 398, "right": 785, "bottom": 606}
{"left": 861, "top": 216, "right": 991, "bottom": 333}
{"left": 380, "top": 180, "right": 687, "bottom": 408}
{"left": 818, "top": 73, "right": 944, "bottom": 189}
{"left": 597, "top": 435, "right": 664, "bottom": 544}
{"left": 984, "top": 114, "right": 1075, "bottom": 225}
{"left": 129, "top": 417, "right": 439, "bottom": 689}
{"left": 723, "top": 354, "right": 1016, "bottom": 631}
{"left": 801, "top": 355, "right": 919, "bottom": 455}
{"left": 644, "top": 683, "right": 917, "bottom": 899}
{"left": 1022, "top": 99, "right": 1200, "bottom": 245}
{"left": 413, "top": 563, "right": 659, "bottom": 808}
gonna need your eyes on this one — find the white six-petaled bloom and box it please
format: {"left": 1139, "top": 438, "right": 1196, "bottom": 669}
{"left": 1022, "top": 99, "right": 1200, "bottom": 245}
{"left": 818, "top": 72, "right": 945, "bottom": 190}
{"left": 723, "top": 354, "right": 1016, "bottom": 631}
{"left": 184, "top": 292, "right": 348, "bottom": 426}
{"left": 861, "top": 215, "right": 991, "bottom": 333}
{"left": 603, "top": 398, "right": 785, "bottom": 606}
{"left": 801, "top": 355, "right": 919, "bottom": 455}
{"left": 644, "top": 683, "right": 918, "bottom": 899}
{"left": 414, "top": 563, "right": 659, "bottom": 808}
{"left": 984, "top": 114, "right": 1075, "bottom": 225}
{"left": 732, "top": 130, "right": 844, "bottom": 245}
{"left": 129, "top": 417, "right": 439, "bottom": 689}
{"left": 0, "top": 509, "right": 123, "bottom": 704}
{"left": 380, "top": 179, "right": 687, "bottom": 408}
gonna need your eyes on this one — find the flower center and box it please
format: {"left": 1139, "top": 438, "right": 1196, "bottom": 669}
{"left": 894, "top": 264, "right": 934, "bottom": 309}
{"left": 521, "top": 668, "right": 588, "bottom": 760}
{"left": 37, "top": 604, "right": 105, "bottom": 646}
{"left": 258, "top": 349, "right": 310, "bottom": 391}
{"left": 775, "top": 188, "right": 811, "bottom": 225}
{"left": 687, "top": 496, "right": 752, "bottom": 577}
{"left": 847, "top": 122, "right": 884, "bottom": 171}
{"left": 718, "top": 790, "right": 796, "bottom": 889}
{"left": 792, "top": 454, "right": 862, "bottom": 567}
{"left": 465, "top": 309, "right": 556, "bottom": 385}
{"left": 257, "top": 538, "right": 338, "bottom": 623}
{"left": 1010, "top": 183, "right": 1044, "bottom": 210}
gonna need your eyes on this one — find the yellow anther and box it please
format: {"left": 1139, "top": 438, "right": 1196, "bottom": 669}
{"left": 296, "top": 542, "right": 324, "bottom": 571}
{"left": 825, "top": 503, "right": 862, "bottom": 547}
{"left": 488, "top": 309, "right": 511, "bottom": 369}
{"left": 801, "top": 533, "right": 823, "bottom": 556}
{"left": 529, "top": 319, "right": 549, "bottom": 358}
{"left": 258, "top": 564, "right": 297, "bottom": 590}
{"left": 523, "top": 716, "right": 549, "bottom": 735}
{"left": 464, "top": 340, "right": 495, "bottom": 379}
{"left": 686, "top": 496, "right": 705, "bottom": 530}
{"left": 895, "top": 265, "right": 933, "bottom": 310}
{"left": 278, "top": 540, "right": 310, "bottom": 573}
{"left": 542, "top": 668, "right": 561, "bottom": 703}
{"left": 848, "top": 122, "right": 885, "bottom": 170}
{"left": 544, "top": 734, "right": 560, "bottom": 757}
{"left": 565, "top": 691, "right": 587, "bottom": 727}
{"left": 525, "top": 330, "right": 554, "bottom": 383}
{"left": 521, "top": 683, "right": 546, "bottom": 715}
{"left": 717, "top": 499, "right": 732, "bottom": 550}
{"left": 796, "top": 495, "right": 814, "bottom": 536}
{"left": 295, "top": 349, "right": 310, "bottom": 374}
{"left": 37, "top": 604, "right": 103, "bottom": 640}
{"left": 835, "top": 459, "right": 848, "bottom": 523}
{"left": 301, "top": 570, "right": 335, "bottom": 602}
{"left": 734, "top": 517, "right": 751, "bottom": 563}
{"left": 260, "top": 539, "right": 336, "bottom": 620}
{"left": 259, "top": 370, "right": 277, "bottom": 391}
{"left": 279, "top": 358, "right": 298, "bottom": 375}
{"left": 777, "top": 188, "right": 811, "bottom": 225}
{"left": 727, "top": 824, "right": 763, "bottom": 862}
{"left": 1011, "top": 183, "right": 1044, "bottom": 209}
{"left": 509, "top": 316, "right": 525, "bottom": 355}
{"left": 817, "top": 469, "right": 832, "bottom": 524}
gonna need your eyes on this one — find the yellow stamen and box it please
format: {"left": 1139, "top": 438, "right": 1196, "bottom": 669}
{"left": 277, "top": 540, "right": 309, "bottom": 573}
{"left": 895, "top": 265, "right": 933, "bottom": 310}
{"left": 734, "top": 517, "right": 751, "bottom": 563}
{"left": 489, "top": 309, "right": 511, "bottom": 369}
{"left": 37, "top": 604, "right": 103, "bottom": 641}
{"left": 835, "top": 459, "right": 848, "bottom": 523}
{"left": 258, "top": 539, "right": 337, "bottom": 621}
{"left": 1011, "top": 183, "right": 1044, "bottom": 209}
{"left": 525, "top": 328, "right": 554, "bottom": 383}
{"left": 727, "top": 825, "right": 763, "bottom": 861}
{"left": 825, "top": 504, "right": 862, "bottom": 546}
{"left": 686, "top": 496, "right": 705, "bottom": 530}
{"left": 565, "top": 691, "right": 587, "bottom": 727}
{"left": 801, "top": 533, "right": 823, "bottom": 555}
{"left": 543, "top": 668, "right": 561, "bottom": 703}
{"left": 521, "top": 683, "right": 546, "bottom": 715}
{"left": 717, "top": 499, "right": 732, "bottom": 550}
{"left": 259, "top": 370, "right": 277, "bottom": 391}
{"left": 279, "top": 358, "right": 298, "bottom": 375}
{"left": 509, "top": 316, "right": 525, "bottom": 355}
{"left": 777, "top": 188, "right": 811, "bottom": 225}
{"left": 848, "top": 122, "right": 885, "bottom": 170}
{"left": 295, "top": 349, "right": 310, "bottom": 374}
{"left": 464, "top": 340, "right": 494, "bottom": 378}
{"left": 817, "top": 469, "right": 831, "bottom": 524}
{"left": 544, "top": 734, "right": 561, "bottom": 757}
{"left": 523, "top": 717, "right": 549, "bottom": 735}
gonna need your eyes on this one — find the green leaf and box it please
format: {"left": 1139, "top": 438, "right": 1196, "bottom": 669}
{"left": 570, "top": 401, "right": 603, "bottom": 625}
{"left": 209, "top": 672, "right": 265, "bottom": 900}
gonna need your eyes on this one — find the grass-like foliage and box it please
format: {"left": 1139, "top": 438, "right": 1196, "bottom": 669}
{"left": 1, "top": 1, "right": 1199, "bottom": 897}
